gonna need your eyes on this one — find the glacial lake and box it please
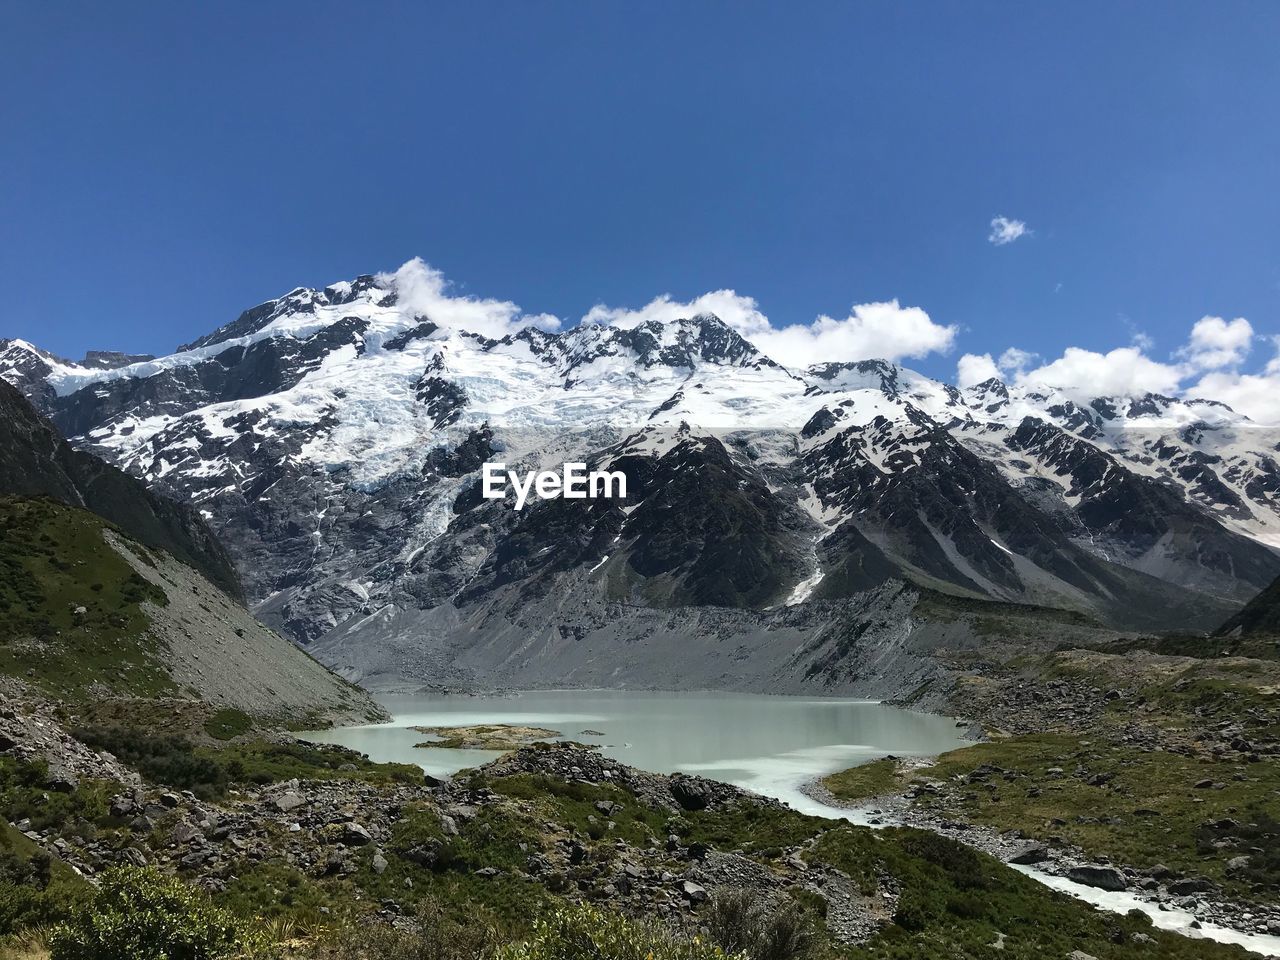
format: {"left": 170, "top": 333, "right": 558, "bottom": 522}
{"left": 299, "top": 688, "right": 973, "bottom": 812}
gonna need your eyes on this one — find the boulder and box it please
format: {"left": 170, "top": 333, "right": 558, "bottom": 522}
{"left": 272, "top": 792, "right": 306, "bottom": 813}
{"left": 402, "top": 840, "right": 442, "bottom": 868}
{"left": 679, "top": 879, "right": 708, "bottom": 903}
{"left": 1066, "top": 865, "right": 1128, "bottom": 892}
{"left": 1009, "top": 843, "right": 1051, "bottom": 865}
{"left": 342, "top": 823, "right": 373, "bottom": 846}
{"left": 46, "top": 766, "right": 78, "bottom": 793}
{"left": 670, "top": 776, "right": 714, "bottom": 811}
{"left": 1168, "top": 877, "right": 1214, "bottom": 896}
{"left": 110, "top": 795, "right": 139, "bottom": 819}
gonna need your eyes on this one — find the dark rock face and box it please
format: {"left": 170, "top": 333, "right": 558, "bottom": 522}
{"left": 0, "top": 380, "right": 243, "bottom": 601}
{"left": 616, "top": 438, "right": 807, "bottom": 608}
{"left": 803, "top": 412, "right": 1247, "bottom": 630}
{"left": 415, "top": 368, "right": 468, "bottom": 428}
{"left": 553, "top": 316, "right": 778, "bottom": 382}
{"left": 53, "top": 316, "right": 371, "bottom": 439}
{"left": 453, "top": 433, "right": 809, "bottom": 611}
{"left": 1006, "top": 417, "right": 1277, "bottom": 602}
{"left": 0, "top": 338, "right": 63, "bottom": 411}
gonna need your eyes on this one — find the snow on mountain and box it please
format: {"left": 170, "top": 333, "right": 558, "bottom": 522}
{"left": 4, "top": 267, "right": 1280, "bottom": 669}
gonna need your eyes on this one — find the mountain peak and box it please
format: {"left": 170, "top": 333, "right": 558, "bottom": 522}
{"left": 804, "top": 359, "right": 902, "bottom": 395}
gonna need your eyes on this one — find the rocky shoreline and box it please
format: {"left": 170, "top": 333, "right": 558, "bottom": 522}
{"left": 1, "top": 680, "right": 889, "bottom": 947}
{"left": 799, "top": 758, "right": 1280, "bottom": 946}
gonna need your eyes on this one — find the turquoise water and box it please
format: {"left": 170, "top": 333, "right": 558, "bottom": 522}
{"left": 299, "top": 688, "right": 972, "bottom": 810}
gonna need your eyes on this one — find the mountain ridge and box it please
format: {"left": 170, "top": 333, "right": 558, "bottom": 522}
{"left": 0, "top": 383, "right": 381, "bottom": 720}
{"left": 0, "top": 378, "right": 242, "bottom": 600}
{"left": 5, "top": 268, "right": 1279, "bottom": 685}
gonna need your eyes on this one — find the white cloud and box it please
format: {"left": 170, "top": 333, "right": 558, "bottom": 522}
{"left": 380, "top": 261, "right": 954, "bottom": 368}
{"left": 1191, "top": 369, "right": 1280, "bottom": 424}
{"left": 956, "top": 353, "right": 1002, "bottom": 388}
{"left": 971, "top": 314, "right": 1280, "bottom": 424}
{"left": 583, "top": 290, "right": 770, "bottom": 337}
{"left": 584, "top": 292, "right": 957, "bottom": 369}
{"left": 376, "top": 260, "right": 1280, "bottom": 423}
{"left": 1177, "top": 315, "right": 1253, "bottom": 371}
{"left": 997, "top": 347, "right": 1037, "bottom": 377}
{"left": 988, "top": 216, "right": 1030, "bottom": 246}
{"left": 956, "top": 347, "right": 1039, "bottom": 389}
{"left": 1187, "top": 337, "right": 1280, "bottom": 424}
{"left": 751, "top": 301, "right": 957, "bottom": 369}
{"left": 378, "top": 257, "right": 561, "bottom": 338}
{"left": 1017, "top": 346, "right": 1186, "bottom": 397}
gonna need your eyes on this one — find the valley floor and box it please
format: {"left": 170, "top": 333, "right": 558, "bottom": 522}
{"left": 3, "top": 637, "right": 1279, "bottom": 960}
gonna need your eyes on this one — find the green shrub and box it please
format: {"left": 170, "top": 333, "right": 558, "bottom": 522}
{"left": 69, "top": 727, "right": 419, "bottom": 800}
{"left": 296, "top": 900, "right": 492, "bottom": 960}
{"left": 0, "top": 758, "right": 111, "bottom": 836}
{"left": 69, "top": 727, "right": 228, "bottom": 800}
{"left": 703, "top": 891, "right": 812, "bottom": 960}
{"left": 48, "top": 866, "right": 264, "bottom": 960}
{"left": 204, "top": 709, "right": 255, "bottom": 742}
{"left": 494, "top": 904, "right": 735, "bottom": 960}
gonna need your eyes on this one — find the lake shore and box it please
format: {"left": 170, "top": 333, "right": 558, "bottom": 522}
{"left": 797, "top": 773, "right": 1280, "bottom": 955}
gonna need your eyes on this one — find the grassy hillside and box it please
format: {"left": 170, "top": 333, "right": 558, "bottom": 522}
{"left": 0, "top": 496, "right": 174, "bottom": 698}
{"left": 0, "top": 379, "right": 242, "bottom": 601}
{"left": 0, "top": 495, "right": 381, "bottom": 723}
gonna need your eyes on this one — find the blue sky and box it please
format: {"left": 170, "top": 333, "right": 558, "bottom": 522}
{"left": 3, "top": 2, "right": 1278, "bottom": 411}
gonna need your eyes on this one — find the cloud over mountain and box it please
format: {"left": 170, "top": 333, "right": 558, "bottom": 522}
{"left": 584, "top": 290, "right": 956, "bottom": 368}
{"left": 379, "top": 257, "right": 563, "bottom": 338}
{"left": 958, "top": 315, "right": 1280, "bottom": 424}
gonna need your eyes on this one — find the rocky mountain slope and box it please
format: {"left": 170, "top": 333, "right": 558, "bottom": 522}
{"left": 1219, "top": 573, "right": 1280, "bottom": 638}
{"left": 0, "top": 384, "right": 381, "bottom": 721}
{"left": 0, "top": 497, "right": 379, "bottom": 721}
{"left": 5, "top": 268, "right": 1279, "bottom": 687}
{"left": 0, "top": 379, "right": 240, "bottom": 600}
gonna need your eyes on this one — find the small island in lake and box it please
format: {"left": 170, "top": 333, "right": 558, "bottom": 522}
{"left": 411, "top": 723, "right": 563, "bottom": 750}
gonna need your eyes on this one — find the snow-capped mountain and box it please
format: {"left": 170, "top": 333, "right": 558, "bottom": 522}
{"left": 5, "top": 268, "right": 1280, "bottom": 686}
